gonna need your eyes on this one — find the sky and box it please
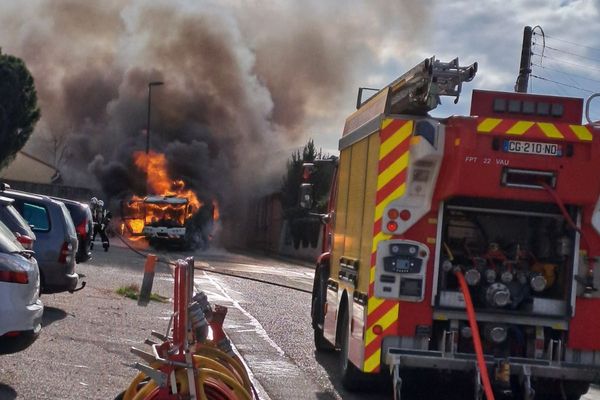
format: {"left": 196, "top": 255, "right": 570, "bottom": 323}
{"left": 1, "top": 0, "right": 599, "bottom": 201}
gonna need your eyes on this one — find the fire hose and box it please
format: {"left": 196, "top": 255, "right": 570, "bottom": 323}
{"left": 455, "top": 269, "right": 496, "bottom": 400}
{"left": 116, "top": 258, "right": 258, "bottom": 400}
{"left": 540, "top": 181, "right": 598, "bottom": 295}
{"left": 114, "top": 231, "right": 311, "bottom": 294}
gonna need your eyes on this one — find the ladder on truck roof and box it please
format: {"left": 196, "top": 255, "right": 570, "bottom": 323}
{"left": 358, "top": 56, "right": 478, "bottom": 115}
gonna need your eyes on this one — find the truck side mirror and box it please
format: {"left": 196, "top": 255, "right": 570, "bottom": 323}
{"left": 299, "top": 183, "right": 314, "bottom": 209}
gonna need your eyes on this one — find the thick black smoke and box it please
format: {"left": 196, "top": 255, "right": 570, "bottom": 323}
{"left": 0, "top": 0, "right": 430, "bottom": 242}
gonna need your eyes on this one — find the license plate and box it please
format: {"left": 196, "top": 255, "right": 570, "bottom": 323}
{"left": 503, "top": 140, "right": 562, "bottom": 156}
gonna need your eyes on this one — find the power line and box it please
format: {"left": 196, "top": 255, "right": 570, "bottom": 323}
{"left": 530, "top": 74, "right": 595, "bottom": 93}
{"left": 534, "top": 32, "right": 600, "bottom": 54}
{"left": 532, "top": 62, "right": 600, "bottom": 86}
{"left": 543, "top": 45, "right": 600, "bottom": 66}
{"left": 532, "top": 51, "right": 600, "bottom": 74}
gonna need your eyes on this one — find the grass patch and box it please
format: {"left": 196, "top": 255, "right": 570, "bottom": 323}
{"left": 116, "top": 284, "right": 169, "bottom": 303}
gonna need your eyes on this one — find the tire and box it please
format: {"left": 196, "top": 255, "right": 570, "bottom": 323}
{"left": 313, "top": 296, "right": 334, "bottom": 352}
{"left": 312, "top": 266, "right": 334, "bottom": 352}
{"left": 339, "top": 306, "right": 366, "bottom": 391}
{"left": 534, "top": 380, "right": 589, "bottom": 400}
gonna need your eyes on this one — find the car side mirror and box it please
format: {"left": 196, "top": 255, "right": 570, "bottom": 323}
{"left": 320, "top": 212, "right": 333, "bottom": 225}
{"left": 299, "top": 183, "right": 314, "bottom": 210}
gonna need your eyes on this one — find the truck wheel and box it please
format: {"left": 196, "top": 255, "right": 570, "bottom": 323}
{"left": 313, "top": 296, "right": 333, "bottom": 352}
{"left": 535, "top": 380, "right": 589, "bottom": 400}
{"left": 560, "top": 380, "right": 589, "bottom": 400}
{"left": 312, "top": 267, "right": 333, "bottom": 352}
{"left": 339, "top": 306, "right": 366, "bottom": 391}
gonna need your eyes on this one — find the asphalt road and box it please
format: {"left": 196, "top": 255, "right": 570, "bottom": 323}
{"left": 1, "top": 243, "right": 599, "bottom": 400}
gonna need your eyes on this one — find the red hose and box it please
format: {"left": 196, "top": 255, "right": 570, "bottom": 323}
{"left": 455, "top": 270, "right": 496, "bottom": 400}
{"left": 539, "top": 181, "right": 594, "bottom": 274}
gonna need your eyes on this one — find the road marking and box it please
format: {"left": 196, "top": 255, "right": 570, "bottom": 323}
{"left": 201, "top": 272, "right": 285, "bottom": 357}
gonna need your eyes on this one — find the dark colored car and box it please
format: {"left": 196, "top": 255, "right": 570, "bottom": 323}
{"left": 0, "top": 185, "right": 81, "bottom": 294}
{"left": 0, "top": 195, "right": 36, "bottom": 250}
{"left": 52, "top": 197, "right": 93, "bottom": 263}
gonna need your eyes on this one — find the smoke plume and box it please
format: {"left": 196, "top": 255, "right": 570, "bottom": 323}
{"left": 0, "top": 0, "right": 430, "bottom": 234}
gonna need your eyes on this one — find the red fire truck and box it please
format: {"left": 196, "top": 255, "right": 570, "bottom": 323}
{"left": 306, "top": 56, "right": 600, "bottom": 399}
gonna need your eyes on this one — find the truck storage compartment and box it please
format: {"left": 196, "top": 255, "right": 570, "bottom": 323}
{"left": 436, "top": 197, "right": 577, "bottom": 318}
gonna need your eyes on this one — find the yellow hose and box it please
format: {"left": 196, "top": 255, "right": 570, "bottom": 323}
{"left": 123, "top": 372, "right": 147, "bottom": 400}
{"left": 131, "top": 380, "right": 157, "bottom": 400}
{"left": 173, "top": 364, "right": 252, "bottom": 400}
{"left": 121, "top": 352, "right": 253, "bottom": 400}
{"left": 194, "top": 345, "right": 252, "bottom": 393}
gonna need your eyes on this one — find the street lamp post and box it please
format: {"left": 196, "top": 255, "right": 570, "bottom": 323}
{"left": 145, "top": 81, "right": 164, "bottom": 195}
{"left": 146, "top": 81, "right": 164, "bottom": 155}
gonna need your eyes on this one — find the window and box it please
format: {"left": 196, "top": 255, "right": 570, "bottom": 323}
{"left": 522, "top": 101, "right": 535, "bottom": 114}
{"left": 537, "top": 102, "right": 550, "bottom": 116}
{"left": 0, "top": 220, "right": 22, "bottom": 252}
{"left": 493, "top": 98, "right": 507, "bottom": 112}
{"left": 551, "top": 103, "right": 564, "bottom": 117}
{"left": 508, "top": 100, "right": 522, "bottom": 113}
{"left": 23, "top": 203, "right": 50, "bottom": 232}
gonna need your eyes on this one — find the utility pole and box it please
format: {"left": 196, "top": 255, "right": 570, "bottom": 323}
{"left": 145, "top": 81, "right": 164, "bottom": 195}
{"left": 515, "top": 26, "right": 533, "bottom": 93}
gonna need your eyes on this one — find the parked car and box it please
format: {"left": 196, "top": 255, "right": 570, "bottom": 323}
{"left": 0, "top": 195, "right": 36, "bottom": 250}
{"left": 0, "top": 184, "right": 82, "bottom": 294}
{"left": 52, "top": 196, "right": 93, "bottom": 263}
{"left": 0, "top": 218, "right": 43, "bottom": 354}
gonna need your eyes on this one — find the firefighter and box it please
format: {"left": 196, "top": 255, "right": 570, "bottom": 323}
{"left": 91, "top": 199, "right": 112, "bottom": 251}
{"left": 90, "top": 197, "right": 99, "bottom": 250}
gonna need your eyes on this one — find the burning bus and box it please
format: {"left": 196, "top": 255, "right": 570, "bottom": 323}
{"left": 122, "top": 195, "right": 193, "bottom": 246}
{"left": 120, "top": 151, "right": 217, "bottom": 249}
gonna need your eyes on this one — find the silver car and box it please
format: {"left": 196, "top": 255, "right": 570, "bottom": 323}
{"left": 0, "top": 186, "right": 81, "bottom": 294}
{"left": 0, "top": 220, "right": 43, "bottom": 353}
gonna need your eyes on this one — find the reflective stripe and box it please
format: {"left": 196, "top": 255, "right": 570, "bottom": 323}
{"left": 476, "top": 117, "right": 594, "bottom": 142}
{"left": 538, "top": 122, "right": 565, "bottom": 139}
{"left": 363, "top": 119, "right": 412, "bottom": 372}
{"left": 365, "top": 304, "right": 399, "bottom": 346}
{"left": 506, "top": 121, "right": 534, "bottom": 135}
{"left": 380, "top": 123, "right": 412, "bottom": 159}
{"left": 477, "top": 118, "right": 502, "bottom": 132}
{"left": 374, "top": 184, "right": 406, "bottom": 222}
{"left": 364, "top": 348, "right": 382, "bottom": 372}
{"left": 377, "top": 154, "right": 409, "bottom": 190}
{"left": 382, "top": 118, "right": 394, "bottom": 130}
{"left": 570, "top": 125, "right": 593, "bottom": 141}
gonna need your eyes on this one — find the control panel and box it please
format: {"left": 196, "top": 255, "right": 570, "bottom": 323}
{"left": 375, "top": 240, "right": 429, "bottom": 301}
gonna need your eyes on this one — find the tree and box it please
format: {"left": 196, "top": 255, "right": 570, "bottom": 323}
{"left": 0, "top": 49, "right": 41, "bottom": 169}
{"left": 41, "top": 130, "right": 71, "bottom": 169}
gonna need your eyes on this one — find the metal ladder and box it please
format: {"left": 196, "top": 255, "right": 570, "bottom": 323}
{"left": 385, "top": 56, "right": 478, "bottom": 115}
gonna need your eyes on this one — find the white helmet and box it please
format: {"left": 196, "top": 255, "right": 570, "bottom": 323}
{"left": 98, "top": 200, "right": 104, "bottom": 207}
{"left": 91, "top": 197, "right": 98, "bottom": 205}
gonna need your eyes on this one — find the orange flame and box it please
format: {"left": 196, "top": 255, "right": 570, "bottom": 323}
{"left": 133, "top": 151, "right": 201, "bottom": 210}
{"left": 212, "top": 199, "right": 220, "bottom": 221}
{"left": 120, "top": 151, "right": 220, "bottom": 242}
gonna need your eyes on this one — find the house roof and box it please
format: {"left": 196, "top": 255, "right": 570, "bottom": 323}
{"left": 0, "top": 151, "right": 61, "bottom": 184}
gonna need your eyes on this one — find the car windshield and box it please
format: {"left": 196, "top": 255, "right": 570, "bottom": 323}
{"left": 0, "top": 219, "right": 24, "bottom": 253}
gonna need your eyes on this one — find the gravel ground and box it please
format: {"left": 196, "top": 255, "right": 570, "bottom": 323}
{"left": 0, "top": 245, "right": 175, "bottom": 400}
